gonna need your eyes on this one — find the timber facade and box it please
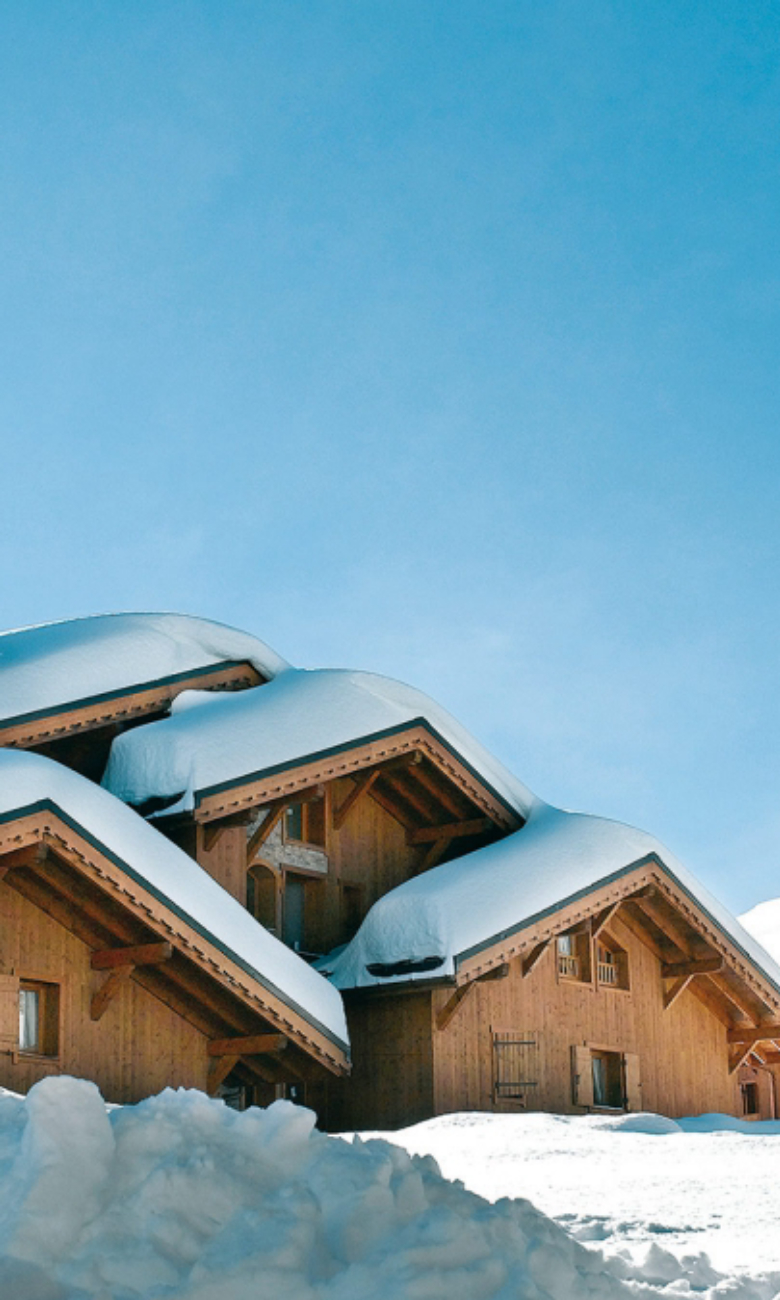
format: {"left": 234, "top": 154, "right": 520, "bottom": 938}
{"left": 1, "top": 612, "right": 779, "bottom": 1129}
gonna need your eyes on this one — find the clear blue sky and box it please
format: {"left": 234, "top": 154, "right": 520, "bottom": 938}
{"left": 1, "top": 2, "right": 778, "bottom": 913}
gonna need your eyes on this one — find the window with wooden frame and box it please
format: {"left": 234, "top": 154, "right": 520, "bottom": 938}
{"left": 18, "top": 981, "right": 60, "bottom": 1057}
{"left": 556, "top": 928, "right": 591, "bottom": 983}
{"left": 493, "top": 1030, "right": 539, "bottom": 1104}
{"left": 741, "top": 1080, "right": 759, "bottom": 1117}
{"left": 595, "top": 935, "right": 629, "bottom": 991}
{"left": 284, "top": 799, "right": 326, "bottom": 848}
{"left": 571, "top": 1045, "right": 641, "bottom": 1111}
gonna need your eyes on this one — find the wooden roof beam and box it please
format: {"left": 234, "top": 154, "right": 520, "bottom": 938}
{"left": 522, "top": 940, "right": 550, "bottom": 978}
{"left": 380, "top": 771, "right": 443, "bottom": 823}
{"left": 411, "top": 761, "right": 473, "bottom": 819}
{"left": 727, "top": 1023, "right": 780, "bottom": 1046}
{"left": 408, "top": 817, "right": 494, "bottom": 845}
{"left": 612, "top": 901, "right": 668, "bottom": 960}
{"left": 632, "top": 894, "right": 698, "bottom": 957}
{"left": 91, "top": 942, "right": 173, "bottom": 970}
{"left": 208, "top": 1033, "right": 288, "bottom": 1057}
{"left": 661, "top": 957, "right": 724, "bottom": 979}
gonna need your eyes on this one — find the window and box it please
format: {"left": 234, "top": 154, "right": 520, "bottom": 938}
{"left": 18, "top": 981, "right": 59, "bottom": 1056}
{"left": 493, "top": 1030, "right": 539, "bottom": 1104}
{"left": 557, "top": 929, "right": 591, "bottom": 983}
{"left": 284, "top": 800, "right": 325, "bottom": 848}
{"left": 591, "top": 1050, "right": 624, "bottom": 1108}
{"left": 571, "top": 1046, "right": 641, "bottom": 1111}
{"left": 596, "top": 937, "right": 629, "bottom": 990}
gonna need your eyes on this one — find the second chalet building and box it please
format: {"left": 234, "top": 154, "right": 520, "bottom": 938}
{"left": 1, "top": 611, "right": 780, "bottom": 1127}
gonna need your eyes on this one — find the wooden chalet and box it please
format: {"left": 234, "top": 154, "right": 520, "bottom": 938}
{"left": 2, "top": 613, "right": 780, "bottom": 1131}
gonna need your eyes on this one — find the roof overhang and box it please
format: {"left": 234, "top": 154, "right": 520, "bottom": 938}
{"left": 191, "top": 719, "right": 523, "bottom": 834}
{"left": 0, "top": 660, "right": 264, "bottom": 750}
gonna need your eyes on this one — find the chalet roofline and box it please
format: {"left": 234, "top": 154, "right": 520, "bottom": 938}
{"left": 192, "top": 718, "right": 524, "bottom": 826}
{"left": 0, "top": 797, "right": 350, "bottom": 1061}
{"left": 451, "top": 851, "right": 780, "bottom": 1005}
{"left": 0, "top": 659, "right": 264, "bottom": 743}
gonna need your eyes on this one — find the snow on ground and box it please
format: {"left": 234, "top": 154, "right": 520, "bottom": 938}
{"left": 0, "top": 1079, "right": 778, "bottom": 1300}
{"left": 358, "top": 1110, "right": 780, "bottom": 1292}
{"left": 0, "top": 611, "right": 290, "bottom": 725}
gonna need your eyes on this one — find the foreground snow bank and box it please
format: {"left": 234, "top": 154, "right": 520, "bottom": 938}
{"left": 0, "top": 1078, "right": 732, "bottom": 1300}
{"left": 371, "top": 1111, "right": 780, "bottom": 1296}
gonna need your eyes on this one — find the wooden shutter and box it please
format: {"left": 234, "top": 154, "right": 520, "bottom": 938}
{"left": 0, "top": 974, "right": 19, "bottom": 1050}
{"left": 571, "top": 1045, "right": 594, "bottom": 1108}
{"left": 623, "top": 1052, "right": 642, "bottom": 1111}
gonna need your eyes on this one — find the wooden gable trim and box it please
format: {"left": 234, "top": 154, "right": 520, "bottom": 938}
{"left": 451, "top": 857, "right": 780, "bottom": 1027}
{"left": 192, "top": 720, "right": 522, "bottom": 833}
{"left": 0, "top": 804, "right": 349, "bottom": 1074}
{"left": 0, "top": 660, "right": 264, "bottom": 750}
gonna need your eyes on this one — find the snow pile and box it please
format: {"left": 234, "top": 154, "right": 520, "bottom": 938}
{"left": 0, "top": 612, "right": 290, "bottom": 725}
{"left": 371, "top": 1109, "right": 780, "bottom": 1291}
{"left": 321, "top": 801, "right": 780, "bottom": 993}
{"left": 0, "top": 750, "right": 347, "bottom": 1048}
{"left": 102, "top": 667, "right": 535, "bottom": 819}
{"left": 0, "top": 1077, "right": 755, "bottom": 1300}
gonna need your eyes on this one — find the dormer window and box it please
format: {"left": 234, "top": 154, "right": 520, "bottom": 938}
{"left": 596, "top": 936, "right": 629, "bottom": 991}
{"left": 557, "top": 929, "right": 591, "bottom": 983}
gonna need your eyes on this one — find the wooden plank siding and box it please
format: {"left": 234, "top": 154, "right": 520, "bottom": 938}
{"left": 0, "top": 882, "right": 207, "bottom": 1101}
{"left": 319, "top": 912, "right": 744, "bottom": 1131}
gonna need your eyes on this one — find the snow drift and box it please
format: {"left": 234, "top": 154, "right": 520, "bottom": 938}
{"left": 0, "top": 1077, "right": 705, "bottom": 1300}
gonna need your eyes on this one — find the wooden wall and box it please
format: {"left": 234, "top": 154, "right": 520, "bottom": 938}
{"left": 329, "top": 914, "right": 741, "bottom": 1130}
{"left": 0, "top": 883, "right": 207, "bottom": 1103}
{"left": 315, "top": 990, "right": 434, "bottom": 1132}
{"left": 195, "top": 780, "right": 421, "bottom": 957}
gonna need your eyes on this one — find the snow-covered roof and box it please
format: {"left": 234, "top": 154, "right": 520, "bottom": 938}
{"left": 102, "top": 668, "right": 535, "bottom": 819}
{"left": 0, "top": 748, "right": 347, "bottom": 1049}
{"left": 321, "top": 799, "right": 780, "bottom": 995}
{"left": 0, "top": 613, "right": 290, "bottom": 727}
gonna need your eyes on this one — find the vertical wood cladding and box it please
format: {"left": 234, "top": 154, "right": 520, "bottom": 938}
{"left": 0, "top": 884, "right": 206, "bottom": 1103}
{"left": 431, "top": 915, "right": 738, "bottom": 1121}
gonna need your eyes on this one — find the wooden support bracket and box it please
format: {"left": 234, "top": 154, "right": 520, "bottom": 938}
{"left": 590, "top": 902, "right": 622, "bottom": 940}
{"left": 436, "top": 982, "right": 476, "bottom": 1032}
{"left": 663, "top": 974, "right": 693, "bottom": 1010}
{"left": 408, "top": 817, "right": 493, "bottom": 845}
{"left": 414, "top": 837, "right": 450, "bottom": 875}
{"left": 522, "top": 941, "right": 550, "bottom": 978}
{"left": 247, "top": 803, "right": 287, "bottom": 861}
{"left": 207, "top": 1054, "right": 240, "bottom": 1095}
{"left": 729, "top": 1043, "right": 756, "bottom": 1075}
{"left": 333, "top": 769, "right": 381, "bottom": 831}
{"left": 91, "top": 965, "right": 134, "bottom": 1021}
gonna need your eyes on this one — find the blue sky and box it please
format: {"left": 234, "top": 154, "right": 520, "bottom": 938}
{"left": 1, "top": 1, "right": 778, "bottom": 912}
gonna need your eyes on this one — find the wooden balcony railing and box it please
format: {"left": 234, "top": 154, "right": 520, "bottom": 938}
{"left": 558, "top": 953, "right": 580, "bottom": 979}
{"left": 597, "top": 961, "right": 617, "bottom": 985}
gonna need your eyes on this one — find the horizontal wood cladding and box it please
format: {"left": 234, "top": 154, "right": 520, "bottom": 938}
{"left": 0, "top": 809, "right": 348, "bottom": 1077}
{"left": 0, "top": 661, "right": 263, "bottom": 750}
{"left": 194, "top": 724, "right": 521, "bottom": 833}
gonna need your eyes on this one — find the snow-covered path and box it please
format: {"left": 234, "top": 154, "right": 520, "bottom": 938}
{"left": 360, "top": 1110, "right": 780, "bottom": 1286}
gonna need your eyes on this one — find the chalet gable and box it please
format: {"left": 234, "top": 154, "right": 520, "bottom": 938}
{"left": 0, "top": 750, "right": 349, "bottom": 1085}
